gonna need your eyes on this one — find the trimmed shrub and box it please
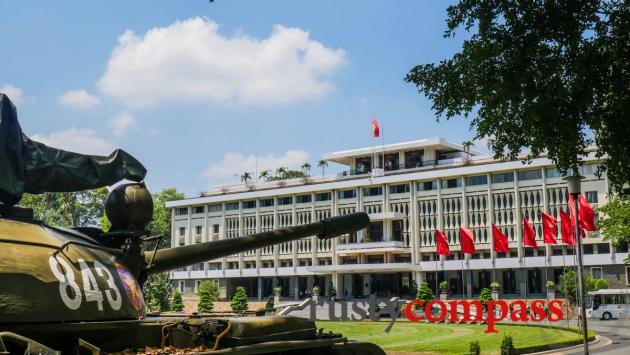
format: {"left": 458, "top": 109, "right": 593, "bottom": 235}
{"left": 265, "top": 295, "right": 275, "bottom": 312}
{"left": 197, "top": 289, "right": 214, "bottom": 313}
{"left": 416, "top": 281, "right": 435, "bottom": 306}
{"left": 469, "top": 341, "right": 480, "bottom": 355}
{"left": 500, "top": 334, "right": 515, "bottom": 355}
{"left": 479, "top": 288, "right": 493, "bottom": 309}
{"left": 231, "top": 286, "right": 249, "bottom": 311}
{"left": 171, "top": 290, "right": 184, "bottom": 311}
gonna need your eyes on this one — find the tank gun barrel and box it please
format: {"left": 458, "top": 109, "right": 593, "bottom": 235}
{"left": 145, "top": 212, "right": 369, "bottom": 275}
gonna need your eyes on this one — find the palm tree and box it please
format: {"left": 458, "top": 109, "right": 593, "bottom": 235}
{"left": 275, "top": 167, "right": 287, "bottom": 179}
{"left": 301, "top": 162, "right": 311, "bottom": 173}
{"left": 259, "top": 170, "right": 270, "bottom": 182}
{"left": 317, "top": 160, "right": 328, "bottom": 176}
{"left": 240, "top": 172, "right": 252, "bottom": 184}
{"left": 462, "top": 140, "right": 474, "bottom": 153}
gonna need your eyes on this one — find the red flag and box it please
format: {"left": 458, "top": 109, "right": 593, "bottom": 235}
{"left": 541, "top": 212, "right": 557, "bottom": 245}
{"left": 560, "top": 210, "right": 576, "bottom": 246}
{"left": 436, "top": 229, "right": 450, "bottom": 256}
{"left": 492, "top": 224, "right": 509, "bottom": 253}
{"left": 569, "top": 194, "right": 596, "bottom": 235}
{"left": 523, "top": 217, "right": 538, "bottom": 248}
{"left": 460, "top": 227, "right": 476, "bottom": 254}
{"left": 372, "top": 116, "right": 380, "bottom": 138}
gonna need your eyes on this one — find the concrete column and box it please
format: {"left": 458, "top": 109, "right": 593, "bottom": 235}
{"left": 541, "top": 167, "right": 551, "bottom": 261}
{"left": 273, "top": 197, "right": 279, "bottom": 270}
{"left": 487, "top": 173, "right": 494, "bottom": 261}
{"left": 311, "top": 192, "right": 317, "bottom": 266}
{"left": 514, "top": 170, "right": 523, "bottom": 260}
{"left": 171, "top": 208, "right": 176, "bottom": 248}
{"left": 221, "top": 202, "right": 228, "bottom": 271}
{"left": 186, "top": 208, "right": 192, "bottom": 273}
{"left": 436, "top": 178, "right": 443, "bottom": 262}
{"left": 410, "top": 180, "right": 418, "bottom": 264}
{"left": 255, "top": 200, "right": 262, "bottom": 270}
{"left": 466, "top": 270, "right": 473, "bottom": 298}
{"left": 294, "top": 275, "right": 299, "bottom": 301}
{"left": 291, "top": 194, "right": 298, "bottom": 269}
{"left": 331, "top": 190, "right": 338, "bottom": 266}
{"left": 257, "top": 277, "right": 262, "bottom": 301}
{"left": 519, "top": 269, "right": 527, "bottom": 297}
{"left": 238, "top": 203, "right": 244, "bottom": 269}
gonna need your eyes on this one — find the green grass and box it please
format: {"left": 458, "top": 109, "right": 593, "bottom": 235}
{"left": 317, "top": 321, "right": 592, "bottom": 354}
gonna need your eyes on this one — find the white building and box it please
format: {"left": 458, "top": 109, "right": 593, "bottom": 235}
{"left": 166, "top": 137, "right": 629, "bottom": 300}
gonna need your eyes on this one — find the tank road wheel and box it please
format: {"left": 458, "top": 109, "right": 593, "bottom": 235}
{"left": 602, "top": 311, "right": 612, "bottom": 320}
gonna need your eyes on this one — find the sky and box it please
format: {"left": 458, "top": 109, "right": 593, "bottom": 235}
{"left": 0, "top": 0, "right": 484, "bottom": 197}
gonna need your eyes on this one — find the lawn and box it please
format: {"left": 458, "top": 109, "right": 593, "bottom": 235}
{"left": 317, "top": 321, "right": 591, "bottom": 354}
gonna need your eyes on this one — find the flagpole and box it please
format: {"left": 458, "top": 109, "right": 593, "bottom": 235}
{"left": 461, "top": 256, "right": 465, "bottom": 300}
{"left": 562, "top": 245, "right": 570, "bottom": 328}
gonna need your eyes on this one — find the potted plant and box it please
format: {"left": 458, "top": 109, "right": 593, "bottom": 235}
{"left": 439, "top": 281, "right": 449, "bottom": 300}
{"left": 273, "top": 286, "right": 282, "bottom": 304}
{"left": 490, "top": 282, "right": 500, "bottom": 300}
{"left": 312, "top": 285, "right": 320, "bottom": 302}
{"left": 546, "top": 281, "right": 556, "bottom": 299}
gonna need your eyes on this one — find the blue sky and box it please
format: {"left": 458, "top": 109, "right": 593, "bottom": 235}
{"left": 0, "top": 0, "right": 482, "bottom": 197}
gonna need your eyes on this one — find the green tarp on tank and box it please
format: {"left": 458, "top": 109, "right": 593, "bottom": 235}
{"left": 0, "top": 93, "right": 146, "bottom": 206}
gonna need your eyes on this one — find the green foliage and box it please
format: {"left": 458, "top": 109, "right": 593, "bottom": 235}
{"left": 558, "top": 268, "right": 609, "bottom": 302}
{"left": 266, "top": 169, "right": 308, "bottom": 181}
{"left": 19, "top": 188, "right": 109, "bottom": 228}
{"left": 317, "top": 159, "right": 328, "bottom": 175}
{"left": 469, "top": 341, "right": 480, "bottom": 355}
{"left": 197, "top": 289, "right": 214, "bottom": 313}
{"left": 490, "top": 281, "right": 500, "bottom": 290}
{"left": 198, "top": 280, "right": 220, "bottom": 300}
{"left": 312, "top": 285, "right": 320, "bottom": 294}
{"left": 143, "top": 273, "right": 170, "bottom": 312}
{"left": 416, "top": 281, "right": 435, "bottom": 305}
{"left": 327, "top": 282, "right": 336, "bottom": 297}
{"left": 405, "top": 1, "right": 630, "bottom": 190}
{"left": 240, "top": 172, "right": 252, "bottom": 183}
{"left": 479, "top": 288, "right": 493, "bottom": 309}
{"left": 598, "top": 195, "right": 630, "bottom": 260}
{"left": 150, "top": 187, "right": 184, "bottom": 249}
{"left": 595, "top": 278, "right": 608, "bottom": 290}
{"left": 546, "top": 281, "right": 555, "bottom": 288}
{"left": 265, "top": 295, "right": 275, "bottom": 312}
{"left": 500, "top": 335, "right": 515, "bottom": 355}
{"left": 439, "top": 280, "right": 449, "bottom": 291}
{"left": 171, "top": 290, "right": 184, "bottom": 312}
{"left": 230, "top": 286, "right": 249, "bottom": 311}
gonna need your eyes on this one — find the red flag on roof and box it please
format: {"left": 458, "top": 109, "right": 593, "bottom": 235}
{"left": 541, "top": 212, "right": 557, "bottom": 245}
{"left": 436, "top": 229, "right": 450, "bottom": 256}
{"left": 523, "top": 217, "right": 538, "bottom": 248}
{"left": 560, "top": 210, "right": 576, "bottom": 246}
{"left": 492, "top": 224, "right": 509, "bottom": 253}
{"left": 460, "top": 227, "right": 476, "bottom": 254}
{"left": 372, "top": 116, "right": 380, "bottom": 138}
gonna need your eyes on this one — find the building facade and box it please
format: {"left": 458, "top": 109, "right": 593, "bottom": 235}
{"left": 166, "top": 138, "right": 630, "bottom": 300}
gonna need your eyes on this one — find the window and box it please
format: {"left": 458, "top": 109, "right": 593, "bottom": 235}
{"left": 242, "top": 200, "right": 256, "bottom": 209}
{"left": 417, "top": 180, "right": 437, "bottom": 191}
{"left": 597, "top": 243, "right": 610, "bottom": 254}
{"left": 260, "top": 198, "right": 274, "bottom": 207}
{"left": 195, "top": 280, "right": 202, "bottom": 293}
{"left": 316, "top": 192, "right": 332, "bottom": 201}
{"left": 179, "top": 227, "right": 186, "bottom": 236}
{"left": 545, "top": 168, "right": 564, "bottom": 178}
{"left": 518, "top": 169, "right": 542, "bottom": 181}
{"left": 441, "top": 178, "right": 462, "bottom": 189}
{"left": 466, "top": 175, "right": 487, "bottom": 186}
{"left": 193, "top": 206, "right": 204, "bottom": 214}
{"left": 366, "top": 255, "right": 384, "bottom": 264}
{"left": 389, "top": 183, "right": 410, "bottom": 194}
{"left": 491, "top": 172, "right": 514, "bottom": 184}
{"left": 626, "top": 266, "right": 630, "bottom": 285}
{"left": 195, "top": 226, "right": 202, "bottom": 235}
{"left": 208, "top": 204, "right": 222, "bottom": 212}
{"left": 213, "top": 224, "right": 220, "bottom": 233}
{"left": 618, "top": 243, "right": 629, "bottom": 253}
{"left": 338, "top": 189, "right": 356, "bottom": 199}
{"left": 278, "top": 196, "right": 293, "bottom": 205}
{"left": 178, "top": 281, "right": 184, "bottom": 293}
{"left": 583, "top": 244, "right": 594, "bottom": 254}
{"left": 176, "top": 208, "right": 188, "bottom": 216}
{"left": 591, "top": 267, "right": 602, "bottom": 279}
{"left": 225, "top": 202, "right": 239, "bottom": 211}
{"left": 296, "top": 194, "right": 312, "bottom": 203}
{"left": 363, "top": 186, "right": 383, "bottom": 197}
{"left": 585, "top": 191, "right": 598, "bottom": 204}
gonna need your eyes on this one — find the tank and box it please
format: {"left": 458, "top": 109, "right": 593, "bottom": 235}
{"left": 0, "top": 94, "right": 384, "bottom": 354}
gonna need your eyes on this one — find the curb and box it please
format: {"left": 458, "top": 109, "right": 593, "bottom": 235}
{"left": 529, "top": 335, "right": 611, "bottom": 354}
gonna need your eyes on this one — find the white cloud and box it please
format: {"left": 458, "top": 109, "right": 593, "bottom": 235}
{"left": 107, "top": 112, "right": 136, "bottom": 137}
{"left": 205, "top": 150, "right": 309, "bottom": 179}
{"left": 97, "top": 17, "right": 346, "bottom": 108}
{"left": 58, "top": 89, "right": 101, "bottom": 109}
{"left": 31, "top": 128, "right": 116, "bottom": 156}
{"left": 0, "top": 84, "right": 23, "bottom": 106}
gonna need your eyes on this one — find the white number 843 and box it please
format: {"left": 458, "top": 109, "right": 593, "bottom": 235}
{"left": 48, "top": 255, "right": 123, "bottom": 311}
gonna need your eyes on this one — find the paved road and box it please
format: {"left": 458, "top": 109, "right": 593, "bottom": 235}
{"left": 284, "top": 300, "right": 630, "bottom": 354}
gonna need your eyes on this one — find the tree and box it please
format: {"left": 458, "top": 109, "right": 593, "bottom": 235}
{"left": 275, "top": 167, "right": 287, "bottom": 179}
{"left": 198, "top": 280, "right": 220, "bottom": 301}
{"left": 171, "top": 290, "right": 184, "bottom": 312}
{"left": 259, "top": 170, "right": 271, "bottom": 182}
{"left": 301, "top": 162, "right": 311, "bottom": 173}
{"left": 406, "top": 1, "right": 630, "bottom": 190}
{"left": 230, "top": 286, "right": 249, "bottom": 311}
{"left": 479, "top": 288, "right": 492, "bottom": 310}
{"left": 19, "top": 188, "right": 109, "bottom": 228}
{"left": 240, "top": 172, "right": 252, "bottom": 184}
{"left": 143, "top": 272, "right": 170, "bottom": 312}
{"left": 317, "top": 160, "right": 328, "bottom": 176}
{"left": 558, "top": 268, "right": 608, "bottom": 302}
{"left": 197, "top": 289, "right": 214, "bottom": 313}
{"left": 265, "top": 295, "right": 275, "bottom": 312}
{"left": 416, "top": 280, "right": 435, "bottom": 304}
{"left": 150, "top": 187, "right": 185, "bottom": 249}
{"left": 598, "top": 194, "right": 630, "bottom": 259}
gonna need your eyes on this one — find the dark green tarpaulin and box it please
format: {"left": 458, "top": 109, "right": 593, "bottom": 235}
{"left": 0, "top": 94, "right": 146, "bottom": 206}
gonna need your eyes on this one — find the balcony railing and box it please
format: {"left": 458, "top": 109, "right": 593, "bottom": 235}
{"left": 337, "top": 158, "right": 463, "bottom": 177}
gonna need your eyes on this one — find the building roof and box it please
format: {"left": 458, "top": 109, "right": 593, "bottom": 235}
{"left": 323, "top": 137, "right": 485, "bottom": 165}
